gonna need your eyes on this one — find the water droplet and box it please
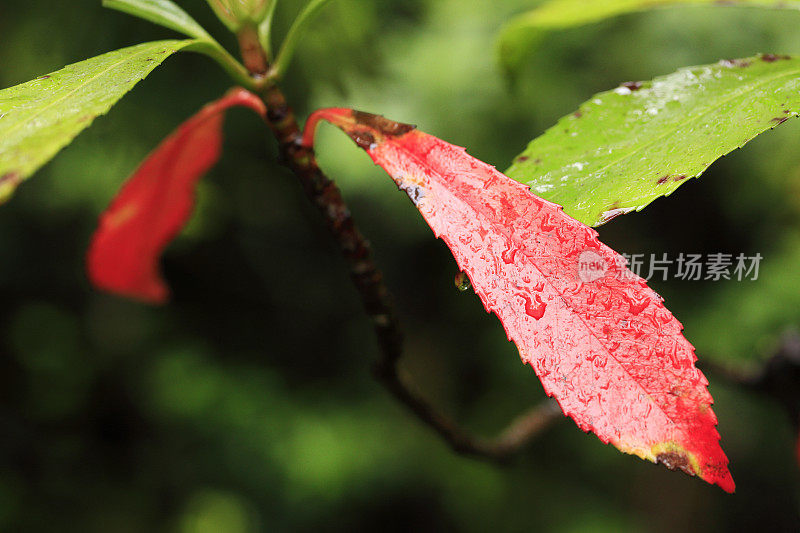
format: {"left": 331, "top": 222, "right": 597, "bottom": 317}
{"left": 522, "top": 294, "right": 547, "bottom": 320}
{"left": 626, "top": 295, "right": 649, "bottom": 315}
{"left": 539, "top": 214, "right": 555, "bottom": 232}
{"left": 501, "top": 245, "right": 517, "bottom": 264}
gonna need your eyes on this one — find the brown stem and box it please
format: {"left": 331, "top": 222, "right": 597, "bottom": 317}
{"left": 237, "top": 25, "right": 269, "bottom": 76}
{"left": 261, "top": 82, "right": 405, "bottom": 364}
{"left": 376, "top": 359, "right": 562, "bottom": 461}
{"left": 260, "top": 82, "right": 563, "bottom": 461}
{"left": 236, "top": 34, "right": 561, "bottom": 461}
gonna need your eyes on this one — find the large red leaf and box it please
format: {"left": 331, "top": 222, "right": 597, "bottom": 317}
{"left": 87, "top": 88, "right": 266, "bottom": 303}
{"left": 303, "top": 108, "right": 735, "bottom": 492}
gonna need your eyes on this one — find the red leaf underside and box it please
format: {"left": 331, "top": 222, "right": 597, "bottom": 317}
{"left": 304, "top": 108, "right": 734, "bottom": 492}
{"left": 87, "top": 88, "right": 266, "bottom": 303}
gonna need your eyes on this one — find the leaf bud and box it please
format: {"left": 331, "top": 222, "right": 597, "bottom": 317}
{"left": 206, "top": 0, "right": 272, "bottom": 31}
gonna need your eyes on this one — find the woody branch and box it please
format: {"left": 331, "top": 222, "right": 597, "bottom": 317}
{"left": 236, "top": 28, "right": 564, "bottom": 463}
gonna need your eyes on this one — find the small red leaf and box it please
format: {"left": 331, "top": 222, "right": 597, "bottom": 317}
{"left": 87, "top": 88, "right": 266, "bottom": 303}
{"left": 304, "top": 108, "right": 735, "bottom": 492}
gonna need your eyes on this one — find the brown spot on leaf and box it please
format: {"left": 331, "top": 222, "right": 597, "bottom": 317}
{"left": 573, "top": 111, "right": 583, "bottom": 118}
{"left": 669, "top": 385, "right": 685, "bottom": 397}
{"left": 761, "top": 53, "right": 791, "bottom": 63}
{"left": 656, "top": 174, "right": 687, "bottom": 184}
{"left": 349, "top": 129, "right": 377, "bottom": 150}
{"left": 352, "top": 110, "right": 415, "bottom": 137}
{"left": 515, "top": 156, "right": 529, "bottom": 163}
{"left": 0, "top": 171, "right": 20, "bottom": 183}
{"left": 0, "top": 171, "right": 22, "bottom": 190}
{"left": 621, "top": 81, "right": 643, "bottom": 91}
{"left": 719, "top": 58, "right": 751, "bottom": 68}
{"left": 656, "top": 451, "right": 694, "bottom": 476}
{"left": 771, "top": 116, "right": 789, "bottom": 125}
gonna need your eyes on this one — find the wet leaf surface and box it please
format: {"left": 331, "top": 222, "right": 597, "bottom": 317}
{"left": 0, "top": 40, "right": 197, "bottom": 203}
{"left": 87, "top": 88, "right": 266, "bottom": 303}
{"left": 506, "top": 54, "right": 800, "bottom": 226}
{"left": 304, "top": 107, "right": 735, "bottom": 491}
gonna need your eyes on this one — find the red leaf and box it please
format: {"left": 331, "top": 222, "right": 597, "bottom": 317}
{"left": 87, "top": 88, "right": 266, "bottom": 304}
{"left": 303, "top": 108, "right": 735, "bottom": 492}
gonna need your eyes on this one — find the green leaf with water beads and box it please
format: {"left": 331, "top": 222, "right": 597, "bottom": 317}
{"left": 0, "top": 40, "right": 196, "bottom": 203}
{"left": 506, "top": 54, "right": 800, "bottom": 226}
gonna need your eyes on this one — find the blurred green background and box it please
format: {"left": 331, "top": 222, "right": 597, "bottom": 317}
{"left": 2, "top": 0, "right": 800, "bottom": 531}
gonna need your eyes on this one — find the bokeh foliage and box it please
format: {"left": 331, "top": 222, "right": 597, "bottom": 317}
{"left": 1, "top": 0, "right": 799, "bottom": 530}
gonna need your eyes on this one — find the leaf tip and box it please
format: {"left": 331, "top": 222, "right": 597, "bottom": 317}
{"left": 86, "top": 223, "right": 171, "bottom": 306}
{"left": 651, "top": 441, "right": 734, "bottom": 493}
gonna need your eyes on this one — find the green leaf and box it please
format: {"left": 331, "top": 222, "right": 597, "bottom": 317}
{"left": 204, "top": 0, "right": 240, "bottom": 32}
{"left": 505, "top": 54, "right": 800, "bottom": 226}
{"left": 102, "top": 0, "right": 213, "bottom": 40}
{"left": 498, "top": 0, "right": 800, "bottom": 75}
{"left": 258, "top": 0, "right": 280, "bottom": 57}
{"left": 104, "top": 0, "right": 256, "bottom": 88}
{"left": 0, "top": 40, "right": 196, "bottom": 203}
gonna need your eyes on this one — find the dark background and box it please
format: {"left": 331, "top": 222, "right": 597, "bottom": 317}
{"left": 2, "top": 0, "right": 800, "bottom": 531}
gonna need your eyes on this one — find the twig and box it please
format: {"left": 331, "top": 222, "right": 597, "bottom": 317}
{"left": 262, "top": 82, "right": 562, "bottom": 462}
{"left": 375, "top": 357, "right": 562, "bottom": 461}
{"left": 236, "top": 32, "right": 561, "bottom": 463}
